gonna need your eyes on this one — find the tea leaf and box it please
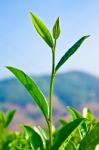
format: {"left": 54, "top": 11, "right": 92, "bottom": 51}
{"left": 79, "top": 122, "right": 99, "bottom": 150}
{"left": 4, "top": 109, "right": 16, "bottom": 128}
{"left": 83, "top": 107, "right": 94, "bottom": 121}
{"left": 38, "top": 126, "right": 48, "bottom": 141}
{"left": 67, "top": 106, "right": 82, "bottom": 119}
{"left": 55, "top": 36, "right": 90, "bottom": 72}
{"left": 53, "top": 17, "right": 61, "bottom": 40}
{"left": 53, "top": 118, "right": 84, "bottom": 149}
{"left": 30, "top": 12, "right": 53, "bottom": 48}
{"left": 0, "top": 112, "right": 6, "bottom": 126}
{"left": 23, "top": 125, "right": 45, "bottom": 149}
{"left": 65, "top": 141, "right": 77, "bottom": 150}
{"left": 59, "top": 118, "right": 68, "bottom": 126}
{"left": 67, "top": 106, "right": 87, "bottom": 139}
{"left": 6, "top": 66, "right": 49, "bottom": 119}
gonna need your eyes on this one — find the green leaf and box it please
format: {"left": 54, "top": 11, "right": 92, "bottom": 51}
{"left": 23, "top": 125, "right": 45, "bottom": 149}
{"left": 6, "top": 66, "right": 49, "bottom": 119}
{"left": 83, "top": 107, "right": 94, "bottom": 121}
{"left": 55, "top": 36, "right": 90, "bottom": 72}
{"left": 65, "top": 141, "right": 77, "bottom": 150}
{"left": 67, "top": 106, "right": 82, "bottom": 120}
{"left": 82, "top": 107, "right": 96, "bottom": 136}
{"left": 4, "top": 109, "right": 16, "bottom": 128}
{"left": 59, "top": 118, "right": 68, "bottom": 126}
{"left": 67, "top": 106, "right": 87, "bottom": 139}
{"left": 79, "top": 122, "right": 99, "bottom": 150}
{"left": 30, "top": 12, "right": 53, "bottom": 48}
{"left": 38, "top": 126, "right": 48, "bottom": 141}
{"left": 53, "top": 17, "right": 61, "bottom": 40}
{"left": 0, "top": 112, "right": 6, "bottom": 126}
{"left": 53, "top": 118, "right": 84, "bottom": 149}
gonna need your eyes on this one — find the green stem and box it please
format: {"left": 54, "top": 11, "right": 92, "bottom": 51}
{"left": 49, "top": 41, "right": 56, "bottom": 148}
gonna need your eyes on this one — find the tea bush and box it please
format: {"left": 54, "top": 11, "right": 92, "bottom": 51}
{"left": 0, "top": 107, "right": 99, "bottom": 150}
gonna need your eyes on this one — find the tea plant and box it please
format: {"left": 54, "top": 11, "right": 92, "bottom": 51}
{"left": 5, "top": 12, "right": 99, "bottom": 149}
{"left": 0, "top": 109, "right": 17, "bottom": 150}
{"left": 0, "top": 110, "right": 33, "bottom": 150}
{"left": 0, "top": 109, "right": 16, "bottom": 128}
{"left": 6, "top": 12, "right": 88, "bottom": 149}
{"left": 0, "top": 107, "right": 99, "bottom": 149}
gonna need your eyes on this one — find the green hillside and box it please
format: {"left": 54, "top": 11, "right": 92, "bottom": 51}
{"left": 0, "top": 71, "right": 99, "bottom": 109}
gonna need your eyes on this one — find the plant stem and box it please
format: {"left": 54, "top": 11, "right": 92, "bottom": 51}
{"left": 49, "top": 44, "right": 56, "bottom": 148}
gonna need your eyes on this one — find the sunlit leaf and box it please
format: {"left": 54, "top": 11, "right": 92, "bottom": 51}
{"left": 55, "top": 36, "right": 90, "bottom": 72}
{"left": 38, "top": 126, "right": 48, "bottom": 141}
{"left": 23, "top": 125, "right": 45, "bottom": 149}
{"left": 67, "top": 106, "right": 82, "bottom": 120}
{"left": 4, "top": 109, "right": 16, "bottom": 128}
{"left": 65, "top": 141, "right": 77, "bottom": 150}
{"left": 30, "top": 12, "right": 53, "bottom": 48}
{"left": 79, "top": 122, "right": 99, "bottom": 150}
{"left": 53, "top": 118, "right": 84, "bottom": 149}
{"left": 0, "top": 112, "right": 6, "bottom": 126}
{"left": 83, "top": 107, "right": 94, "bottom": 121}
{"left": 6, "top": 66, "right": 49, "bottom": 119}
{"left": 59, "top": 118, "right": 68, "bottom": 126}
{"left": 67, "top": 106, "right": 87, "bottom": 139}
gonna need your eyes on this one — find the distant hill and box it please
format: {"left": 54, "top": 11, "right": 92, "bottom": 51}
{"left": 0, "top": 71, "right": 99, "bottom": 108}
{"left": 0, "top": 71, "right": 99, "bottom": 129}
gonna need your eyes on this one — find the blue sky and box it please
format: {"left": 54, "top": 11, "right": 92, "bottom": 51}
{"left": 0, "top": 0, "right": 99, "bottom": 79}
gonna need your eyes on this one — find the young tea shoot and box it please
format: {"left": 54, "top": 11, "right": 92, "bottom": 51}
{"left": 7, "top": 12, "right": 90, "bottom": 149}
